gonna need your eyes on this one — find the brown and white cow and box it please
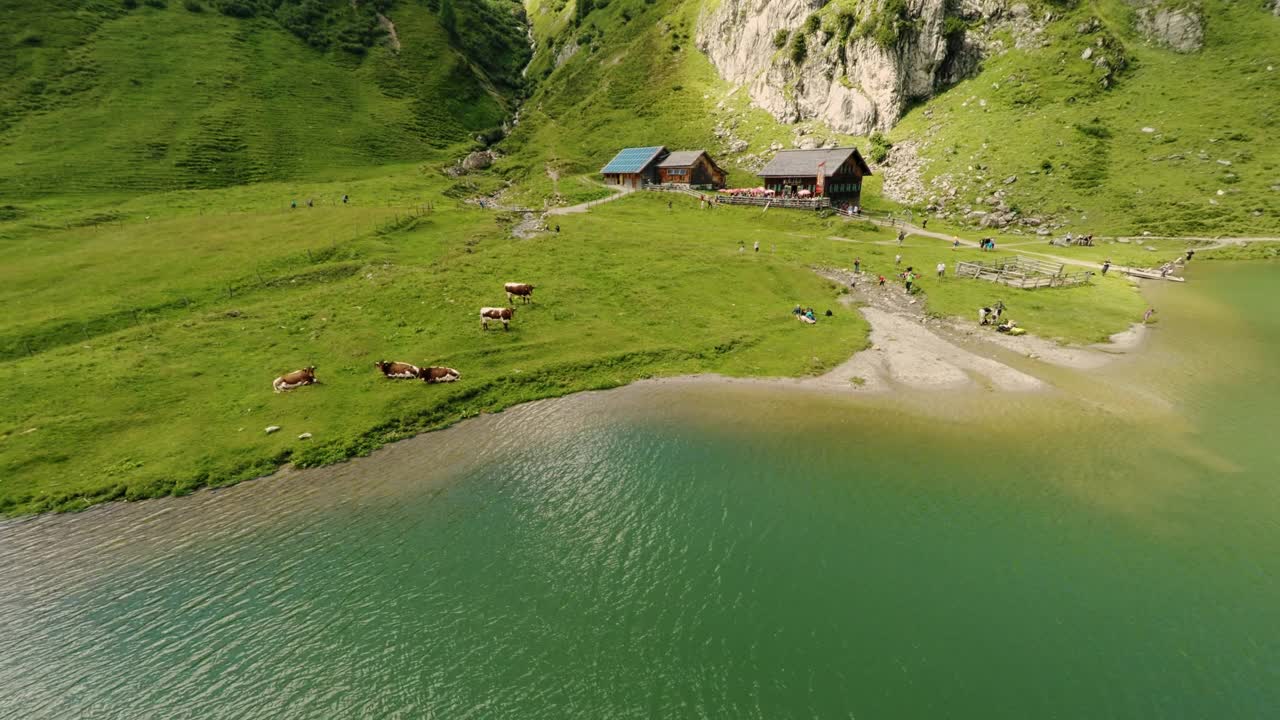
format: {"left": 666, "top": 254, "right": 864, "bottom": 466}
{"left": 505, "top": 283, "right": 535, "bottom": 305}
{"left": 420, "top": 366, "right": 461, "bottom": 384}
{"left": 480, "top": 306, "right": 514, "bottom": 331}
{"left": 273, "top": 366, "right": 317, "bottom": 393}
{"left": 374, "top": 360, "right": 421, "bottom": 379}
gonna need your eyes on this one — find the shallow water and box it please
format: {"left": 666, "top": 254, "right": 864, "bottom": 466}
{"left": 2, "top": 262, "right": 1278, "bottom": 719}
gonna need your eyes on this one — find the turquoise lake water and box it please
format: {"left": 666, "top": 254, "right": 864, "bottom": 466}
{"left": 1, "top": 262, "right": 1277, "bottom": 718}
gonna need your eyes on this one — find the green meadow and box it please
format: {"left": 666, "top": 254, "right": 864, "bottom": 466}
{"left": 0, "top": 178, "right": 1151, "bottom": 515}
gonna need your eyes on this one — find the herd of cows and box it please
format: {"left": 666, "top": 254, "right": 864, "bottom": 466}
{"left": 270, "top": 282, "right": 536, "bottom": 394}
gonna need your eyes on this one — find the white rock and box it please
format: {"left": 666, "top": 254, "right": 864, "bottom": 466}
{"left": 1216, "top": 159, "right": 1232, "bottom": 166}
{"left": 298, "top": 432, "right": 313, "bottom": 440}
{"left": 1081, "top": 47, "right": 1093, "bottom": 60}
{"left": 265, "top": 426, "right": 281, "bottom": 434}
{"left": 1141, "top": 127, "right": 1155, "bottom": 133}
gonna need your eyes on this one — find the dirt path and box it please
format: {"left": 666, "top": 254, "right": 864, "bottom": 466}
{"left": 546, "top": 186, "right": 632, "bottom": 215}
{"left": 852, "top": 215, "right": 1279, "bottom": 271}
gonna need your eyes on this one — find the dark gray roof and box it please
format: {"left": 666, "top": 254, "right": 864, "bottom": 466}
{"left": 757, "top": 148, "right": 872, "bottom": 177}
{"left": 656, "top": 150, "right": 707, "bottom": 168}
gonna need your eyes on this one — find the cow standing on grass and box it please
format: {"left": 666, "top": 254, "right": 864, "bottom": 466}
{"left": 420, "top": 367, "right": 461, "bottom": 384}
{"left": 505, "top": 282, "right": 535, "bottom": 305}
{"left": 480, "top": 306, "right": 514, "bottom": 331}
{"left": 374, "top": 360, "right": 421, "bottom": 379}
{"left": 273, "top": 366, "right": 317, "bottom": 393}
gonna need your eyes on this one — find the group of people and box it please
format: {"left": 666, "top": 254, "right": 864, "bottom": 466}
{"left": 978, "top": 238, "right": 997, "bottom": 251}
{"left": 1058, "top": 232, "right": 1095, "bottom": 246}
{"left": 793, "top": 305, "right": 830, "bottom": 324}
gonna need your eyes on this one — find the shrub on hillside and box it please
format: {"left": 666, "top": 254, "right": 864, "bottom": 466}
{"left": 122, "top": 0, "right": 138, "bottom": 8}
{"left": 212, "top": 0, "right": 256, "bottom": 17}
{"left": 773, "top": 29, "right": 789, "bottom": 49}
{"left": 789, "top": 32, "right": 807, "bottom": 64}
{"left": 1074, "top": 121, "right": 1112, "bottom": 139}
{"left": 869, "top": 131, "right": 892, "bottom": 164}
{"left": 183, "top": 0, "right": 203, "bottom": 11}
{"left": 803, "top": 13, "right": 820, "bottom": 35}
{"left": 143, "top": 0, "right": 167, "bottom": 7}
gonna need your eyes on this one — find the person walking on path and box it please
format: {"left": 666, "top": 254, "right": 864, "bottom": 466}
{"left": 904, "top": 270, "right": 916, "bottom": 294}
{"left": 952, "top": 238, "right": 960, "bottom": 250}
{"left": 1143, "top": 307, "right": 1156, "bottom": 323}
{"left": 897, "top": 229, "right": 906, "bottom": 246}
{"left": 1185, "top": 249, "right": 1195, "bottom": 262}
{"left": 854, "top": 257, "right": 861, "bottom": 274}
{"left": 1101, "top": 259, "right": 1112, "bottom": 276}
{"left": 922, "top": 218, "right": 928, "bottom": 230}
{"left": 895, "top": 253, "right": 902, "bottom": 265}
{"left": 936, "top": 262, "right": 946, "bottom": 278}
{"left": 878, "top": 274, "right": 887, "bottom": 288}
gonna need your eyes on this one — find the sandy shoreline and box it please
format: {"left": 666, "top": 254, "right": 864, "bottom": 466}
{"left": 644, "top": 267, "right": 1147, "bottom": 395}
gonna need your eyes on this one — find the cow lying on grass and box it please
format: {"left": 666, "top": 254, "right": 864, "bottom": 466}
{"left": 480, "top": 306, "right": 514, "bottom": 331}
{"left": 374, "top": 360, "right": 421, "bottom": 379}
{"left": 505, "top": 283, "right": 535, "bottom": 305}
{"left": 420, "top": 367, "right": 461, "bottom": 383}
{"left": 273, "top": 366, "right": 317, "bottom": 393}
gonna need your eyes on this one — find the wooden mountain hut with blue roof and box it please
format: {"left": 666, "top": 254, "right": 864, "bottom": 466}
{"left": 600, "top": 146, "right": 668, "bottom": 190}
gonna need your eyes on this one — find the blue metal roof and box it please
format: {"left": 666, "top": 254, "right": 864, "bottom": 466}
{"left": 600, "top": 146, "right": 666, "bottom": 174}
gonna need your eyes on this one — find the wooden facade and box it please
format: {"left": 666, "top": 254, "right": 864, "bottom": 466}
{"left": 757, "top": 148, "right": 872, "bottom": 206}
{"left": 600, "top": 146, "right": 668, "bottom": 190}
{"left": 656, "top": 151, "right": 727, "bottom": 188}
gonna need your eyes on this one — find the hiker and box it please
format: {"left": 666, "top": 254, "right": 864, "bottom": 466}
{"left": 936, "top": 262, "right": 946, "bottom": 278}
{"left": 291, "top": 200, "right": 297, "bottom": 209}
{"left": 895, "top": 253, "right": 902, "bottom": 265}
{"left": 1101, "top": 259, "right": 1112, "bottom": 275}
{"left": 753, "top": 241, "right": 760, "bottom": 253}
{"left": 1185, "top": 249, "right": 1195, "bottom": 262}
{"left": 904, "top": 271, "right": 915, "bottom": 294}
{"left": 922, "top": 218, "right": 928, "bottom": 230}
{"left": 953, "top": 238, "right": 960, "bottom": 250}
{"left": 1144, "top": 307, "right": 1156, "bottom": 323}
{"left": 878, "top": 274, "right": 887, "bottom": 287}
{"left": 806, "top": 307, "right": 816, "bottom": 321}
{"left": 854, "top": 258, "right": 861, "bottom": 274}
{"left": 897, "top": 229, "right": 906, "bottom": 246}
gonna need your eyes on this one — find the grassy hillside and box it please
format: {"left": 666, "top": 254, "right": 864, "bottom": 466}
{"left": 0, "top": 0, "right": 524, "bottom": 199}
{"left": 490, "top": 0, "right": 1277, "bottom": 235}
{"left": 890, "top": 0, "right": 1280, "bottom": 237}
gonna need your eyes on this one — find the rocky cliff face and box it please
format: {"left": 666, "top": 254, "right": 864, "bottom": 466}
{"left": 696, "top": 0, "right": 1046, "bottom": 136}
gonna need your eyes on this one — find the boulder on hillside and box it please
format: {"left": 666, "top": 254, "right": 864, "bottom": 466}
{"left": 1133, "top": 1, "right": 1203, "bottom": 53}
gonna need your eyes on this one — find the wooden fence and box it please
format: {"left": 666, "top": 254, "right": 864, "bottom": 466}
{"left": 714, "top": 195, "right": 831, "bottom": 210}
{"left": 955, "top": 257, "right": 1092, "bottom": 289}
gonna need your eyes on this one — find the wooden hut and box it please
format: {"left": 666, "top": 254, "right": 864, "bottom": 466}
{"left": 757, "top": 148, "right": 872, "bottom": 206}
{"left": 656, "top": 150, "right": 727, "bottom": 189}
{"left": 600, "top": 146, "right": 668, "bottom": 190}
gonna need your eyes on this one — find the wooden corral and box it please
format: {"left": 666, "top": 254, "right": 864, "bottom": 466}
{"left": 955, "top": 257, "right": 1093, "bottom": 289}
{"left": 715, "top": 195, "right": 832, "bottom": 210}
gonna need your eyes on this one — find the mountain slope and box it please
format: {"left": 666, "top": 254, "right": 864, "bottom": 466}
{"left": 495, "top": 0, "right": 1277, "bottom": 235}
{"left": 0, "top": 0, "right": 528, "bottom": 198}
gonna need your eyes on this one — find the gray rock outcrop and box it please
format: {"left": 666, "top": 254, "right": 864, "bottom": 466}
{"left": 696, "top": 0, "right": 1045, "bottom": 135}
{"left": 1133, "top": 1, "right": 1203, "bottom": 53}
